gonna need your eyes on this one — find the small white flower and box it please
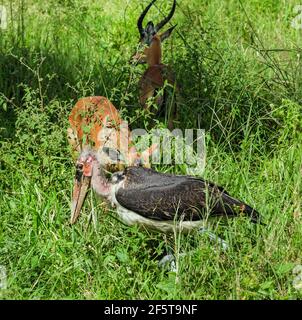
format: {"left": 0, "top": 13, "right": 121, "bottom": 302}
{"left": 0, "top": 5, "right": 8, "bottom": 30}
{"left": 0, "top": 266, "right": 7, "bottom": 290}
{"left": 291, "top": 5, "right": 302, "bottom": 30}
{"left": 293, "top": 265, "right": 302, "bottom": 290}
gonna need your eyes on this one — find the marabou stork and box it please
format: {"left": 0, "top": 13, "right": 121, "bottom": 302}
{"left": 70, "top": 149, "right": 262, "bottom": 267}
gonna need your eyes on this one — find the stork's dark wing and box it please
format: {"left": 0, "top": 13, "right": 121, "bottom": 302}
{"left": 115, "top": 167, "right": 260, "bottom": 222}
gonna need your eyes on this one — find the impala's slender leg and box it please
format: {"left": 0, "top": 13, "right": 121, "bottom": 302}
{"left": 139, "top": 85, "right": 155, "bottom": 109}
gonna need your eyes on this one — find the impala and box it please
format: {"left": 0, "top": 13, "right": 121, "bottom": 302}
{"left": 67, "top": 96, "right": 156, "bottom": 169}
{"left": 132, "top": 0, "right": 178, "bottom": 130}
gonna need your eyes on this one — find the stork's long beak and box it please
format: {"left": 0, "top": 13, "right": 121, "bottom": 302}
{"left": 70, "top": 162, "right": 93, "bottom": 224}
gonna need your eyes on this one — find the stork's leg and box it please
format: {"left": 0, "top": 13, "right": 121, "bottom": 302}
{"left": 158, "top": 253, "right": 177, "bottom": 272}
{"left": 158, "top": 228, "right": 228, "bottom": 271}
{"left": 158, "top": 235, "right": 178, "bottom": 272}
{"left": 199, "top": 227, "right": 228, "bottom": 251}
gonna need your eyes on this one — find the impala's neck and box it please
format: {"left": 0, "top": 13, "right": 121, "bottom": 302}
{"left": 146, "top": 36, "right": 162, "bottom": 66}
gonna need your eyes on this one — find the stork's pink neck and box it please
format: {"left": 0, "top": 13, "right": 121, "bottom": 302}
{"left": 91, "top": 163, "right": 111, "bottom": 197}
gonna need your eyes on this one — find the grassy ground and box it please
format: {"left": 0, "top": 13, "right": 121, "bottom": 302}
{"left": 0, "top": 0, "right": 302, "bottom": 299}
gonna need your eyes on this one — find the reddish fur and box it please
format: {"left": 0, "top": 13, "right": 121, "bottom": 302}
{"left": 68, "top": 96, "right": 121, "bottom": 151}
{"left": 145, "top": 35, "right": 162, "bottom": 66}
{"left": 67, "top": 96, "right": 156, "bottom": 168}
{"left": 135, "top": 35, "right": 177, "bottom": 129}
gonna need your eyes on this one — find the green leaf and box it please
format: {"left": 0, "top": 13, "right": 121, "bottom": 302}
{"left": 116, "top": 250, "right": 129, "bottom": 263}
{"left": 275, "top": 263, "right": 295, "bottom": 276}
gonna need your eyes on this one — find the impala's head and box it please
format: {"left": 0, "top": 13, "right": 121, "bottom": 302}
{"left": 131, "top": 0, "right": 177, "bottom": 65}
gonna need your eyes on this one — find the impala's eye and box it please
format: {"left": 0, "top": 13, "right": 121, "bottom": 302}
{"left": 106, "top": 121, "right": 113, "bottom": 128}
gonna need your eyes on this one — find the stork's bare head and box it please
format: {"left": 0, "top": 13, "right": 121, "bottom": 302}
{"left": 70, "top": 150, "right": 110, "bottom": 225}
{"left": 69, "top": 144, "right": 158, "bottom": 224}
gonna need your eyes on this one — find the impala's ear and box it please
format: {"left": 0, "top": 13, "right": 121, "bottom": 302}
{"left": 160, "top": 24, "right": 177, "bottom": 43}
{"left": 67, "top": 127, "right": 81, "bottom": 155}
{"left": 145, "top": 21, "right": 156, "bottom": 37}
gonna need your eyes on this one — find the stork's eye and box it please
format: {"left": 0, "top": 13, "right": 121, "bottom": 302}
{"left": 111, "top": 172, "right": 124, "bottom": 184}
{"left": 132, "top": 157, "right": 142, "bottom": 166}
{"left": 85, "top": 154, "right": 96, "bottom": 163}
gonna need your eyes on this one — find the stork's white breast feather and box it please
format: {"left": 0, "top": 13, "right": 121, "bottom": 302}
{"left": 109, "top": 179, "right": 205, "bottom": 233}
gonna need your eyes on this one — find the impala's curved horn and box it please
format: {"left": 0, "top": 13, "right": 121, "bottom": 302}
{"left": 155, "top": 0, "right": 176, "bottom": 32}
{"left": 137, "top": 0, "right": 157, "bottom": 37}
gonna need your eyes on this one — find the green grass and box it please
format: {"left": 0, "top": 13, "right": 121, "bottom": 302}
{"left": 0, "top": 0, "right": 302, "bottom": 299}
